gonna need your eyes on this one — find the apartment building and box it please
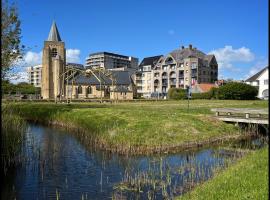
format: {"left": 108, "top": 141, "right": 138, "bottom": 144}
{"left": 151, "top": 44, "right": 218, "bottom": 98}
{"left": 136, "top": 55, "right": 163, "bottom": 98}
{"left": 27, "top": 64, "right": 42, "bottom": 87}
{"left": 85, "top": 52, "right": 138, "bottom": 72}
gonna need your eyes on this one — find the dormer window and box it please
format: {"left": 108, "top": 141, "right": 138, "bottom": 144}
{"left": 51, "top": 48, "right": 57, "bottom": 57}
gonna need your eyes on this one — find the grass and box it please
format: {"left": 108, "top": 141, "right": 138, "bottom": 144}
{"left": 4, "top": 99, "right": 268, "bottom": 154}
{"left": 177, "top": 146, "right": 269, "bottom": 200}
{"left": 1, "top": 105, "right": 27, "bottom": 175}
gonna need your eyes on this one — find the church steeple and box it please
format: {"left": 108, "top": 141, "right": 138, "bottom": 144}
{"left": 47, "top": 21, "right": 62, "bottom": 41}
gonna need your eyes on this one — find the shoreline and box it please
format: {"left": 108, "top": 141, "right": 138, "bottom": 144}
{"left": 27, "top": 118, "right": 255, "bottom": 155}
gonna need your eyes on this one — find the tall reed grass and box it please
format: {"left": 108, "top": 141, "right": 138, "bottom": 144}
{"left": 1, "top": 104, "right": 27, "bottom": 175}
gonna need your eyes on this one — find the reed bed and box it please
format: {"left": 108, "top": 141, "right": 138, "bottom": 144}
{"left": 1, "top": 104, "right": 27, "bottom": 175}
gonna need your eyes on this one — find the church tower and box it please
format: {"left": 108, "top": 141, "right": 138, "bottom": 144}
{"left": 41, "top": 21, "right": 66, "bottom": 99}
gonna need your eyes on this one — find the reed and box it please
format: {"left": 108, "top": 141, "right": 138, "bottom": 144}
{"left": 178, "top": 147, "right": 268, "bottom": 200}
{"left": 1, "top": 104, "right": 27, "bottom": 175}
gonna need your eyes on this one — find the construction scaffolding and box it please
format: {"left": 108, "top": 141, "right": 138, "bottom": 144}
{"left": 56, "top": 67, "right": 117, "bottom": 103}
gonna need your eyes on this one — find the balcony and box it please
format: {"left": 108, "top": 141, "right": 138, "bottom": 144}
{"left": 170, "top": 80, "right": 176, "bottom": 85}
{"left": 191, "top": 73, "right": 197, "bottom": 77}
{"left": 162, "top": 82, "right": 168, "bottom": 86}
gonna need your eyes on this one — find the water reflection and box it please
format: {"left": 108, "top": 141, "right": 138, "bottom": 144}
{"left": 2, "top": 123, "right": 264, "bottom": 200}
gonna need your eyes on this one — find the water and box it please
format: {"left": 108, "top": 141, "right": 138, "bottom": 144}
{"left": 1, "top": 123, "right": 260, "bottom": 200}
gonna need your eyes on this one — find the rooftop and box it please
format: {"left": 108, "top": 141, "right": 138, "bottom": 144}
{"left": 245, "top": 66, "right": 268, "bottom": 82}
{"left": 47, "top": 21, "right": 62, "bottom": 42}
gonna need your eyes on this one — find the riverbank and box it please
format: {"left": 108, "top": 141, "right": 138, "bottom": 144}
{"left": 5, "top": 100, "right": 267, "bottom": 154}
{"left": 177, "top": 146, "right": 268, "bottom": 200}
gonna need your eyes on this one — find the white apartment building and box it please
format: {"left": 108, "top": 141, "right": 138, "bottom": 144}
{"left": 135, "top": 55, "right": 163, "bottom": 98}
{"left": 27, "top": 64, "right": 42, "bottom": 87}
{"left": 245, "top": 66, "right": 268, "bottom": 99}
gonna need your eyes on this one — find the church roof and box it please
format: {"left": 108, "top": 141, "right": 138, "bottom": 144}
{"left": 47, "top": 21, "right": 62, "bottom": 41}
{"left": 67, "top": 70, "right": 133, "bottom": 86}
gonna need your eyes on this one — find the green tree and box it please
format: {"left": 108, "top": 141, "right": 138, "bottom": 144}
{"left": 218, "top": 82, "right": 258, "bottom": 100}
{"left": 1, "top": 0, "right": 23, "bottom": 80}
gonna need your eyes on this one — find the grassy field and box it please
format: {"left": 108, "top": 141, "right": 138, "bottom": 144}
{"left": 5, "top": 100, "right": 268, "bottom": 154}
{"left": 177, "top": 146, "right": 269, "bottom": 200}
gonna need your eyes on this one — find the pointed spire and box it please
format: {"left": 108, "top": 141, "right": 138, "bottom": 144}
{"left": 47, "top": 21, "right": 62, "bottom": 42}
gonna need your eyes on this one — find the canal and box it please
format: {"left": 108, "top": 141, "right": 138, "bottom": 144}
{"left": 1, "top": 123, "right": 264, "bottom": 200}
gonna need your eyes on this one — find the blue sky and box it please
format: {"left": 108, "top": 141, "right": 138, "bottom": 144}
{"left": 14, "top": 0, "right": 268, "bottom": 82}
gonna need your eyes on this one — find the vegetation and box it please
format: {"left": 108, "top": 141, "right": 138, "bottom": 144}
{"left": 217, "top": 82, "right": 258, "bottom": 100}
{"left": 178, "top": 147, "right": 269, "bottom": 200}
{"left": 1, "top": 104, "right": 26, "bottom": 175}
{"left": 1, "top": 0, "right": 24, "bottom": 80}
{"left": 2, "top": 80, "right": 40, "bottom": 94}
{"left": 168, "top": 83, "right": 258, "bottom": 100}
{"left": 168, "top": 88, "right": 187, "bottom": 100}
{"left": 6, "top": 100, "right": 267, "bottom": 154}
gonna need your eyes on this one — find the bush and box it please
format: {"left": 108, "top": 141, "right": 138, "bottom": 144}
{"left": 168, "top": 88, "right": 187, "bottom": 99}
{"left": 217, "top": 82, "right": 258, "bottom": 100}
{"left": 191, "top": 92, "right": 212, "bottom": 99}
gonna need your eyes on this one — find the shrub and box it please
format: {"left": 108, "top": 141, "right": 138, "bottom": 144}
{"left": 217, "top": 82, "right": 258, "bottom": 100}
{"left": 168, "top": 88, "right": 187, "bottom": 100}
{"left": 191, "top": 92, "right": 212, "bottom": 99}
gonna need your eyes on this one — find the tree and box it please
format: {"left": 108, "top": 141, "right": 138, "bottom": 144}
{"left": 1, "top": 0, "right": 23, "bottom": 80}
{"left": 217, "top": 82, "right": 258, "bottom": 100}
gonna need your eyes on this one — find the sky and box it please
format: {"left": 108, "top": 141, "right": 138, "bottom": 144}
{"left": 12, "top": 0, "right": 268, "bottom": 83}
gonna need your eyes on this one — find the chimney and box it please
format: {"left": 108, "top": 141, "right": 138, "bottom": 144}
{"left": 189, "top": 44, "right": 192, "bottom": 49}
{"left": 181, "top": 46, "right": 185, "bottom": 49}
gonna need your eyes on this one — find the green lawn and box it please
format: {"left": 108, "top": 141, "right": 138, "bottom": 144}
{"left": 5, "top": 100, "right": 268, "bottom": 153}
{"left": 177, "top": 146, "right": 269, "bottom": 200}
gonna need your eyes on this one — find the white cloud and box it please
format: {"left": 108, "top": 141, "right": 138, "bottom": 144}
{"left": 9, "top": 71, "right": 29, "bottom": 84}
{"left": 244, "top": 57, "right": 268, "bottom": 80}
{"left": 209, "top": 45, "right": 255, "bottom": 69}
{"left": 19, "top": 48, "right": 81, "bottom": 67}
{"left": 66, "top": 49, "right": 81, "bottom": 63}
{"left": 24, "top": 51, "right": 43, "bottom": 66}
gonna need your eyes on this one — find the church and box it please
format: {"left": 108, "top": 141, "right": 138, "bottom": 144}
{"left": 41, "top": 21, "right": 135, "bottom": 100}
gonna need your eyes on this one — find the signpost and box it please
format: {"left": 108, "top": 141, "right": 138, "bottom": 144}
{"left": 186, "top": 85, "right": 191, "bottom": 112}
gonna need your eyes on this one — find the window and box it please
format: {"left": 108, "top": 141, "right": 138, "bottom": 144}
{"left": 51, "top": 48, "right": 57, "bottom": 57}
{"left": 264, "top": 79, "right": 268, "bottom": 85}
{"left": 78, "top": 85, "right": 82, "bottom": 94}
{"left": 87, "top": 86, "right": 92, "bottom": 94}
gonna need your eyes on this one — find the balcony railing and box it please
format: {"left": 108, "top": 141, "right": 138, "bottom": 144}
{"left": 162, "top": 76, "right": 168, "bottom": 79}
{"left": 170, "top": 81, "right": 176, "bottom": 85}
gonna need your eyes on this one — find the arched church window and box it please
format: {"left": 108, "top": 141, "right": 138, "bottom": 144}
{"left": 78, "top": 85, "right": 82, "bottom": 94}
{"left": 51, "top": 48, "right": 57, "bottom": 57}
{"left": 86, "top": 86, "right": 92, "bottom": 94}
